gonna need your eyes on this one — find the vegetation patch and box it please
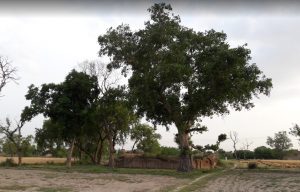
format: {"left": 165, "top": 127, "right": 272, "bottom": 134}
{"left": 0, "top": 158, "right": 17, "bottom": 167}
{"left": 37, "top": 187, "right": 73, "bottom": 192}
{"left": 0, "top": 185, "right": 31, "bottom": 191}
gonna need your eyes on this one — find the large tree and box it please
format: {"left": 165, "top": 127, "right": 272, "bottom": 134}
{"left": 24, "top": 70, "right": 100, "bottom": 167}
{"left": 98, "top": 3, "right": 272, "bottom": 171}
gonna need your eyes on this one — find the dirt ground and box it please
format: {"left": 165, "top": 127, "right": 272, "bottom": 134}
{"left": 0, "top": 169, "right": 187, "bottom": 192}
{"left": 198, "top": 169, "right": 300, "bottom": 192}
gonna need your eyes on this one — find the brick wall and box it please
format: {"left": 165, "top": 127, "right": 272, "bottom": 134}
{"left": 115, "top": 153, "right": 217, "bottom": 170}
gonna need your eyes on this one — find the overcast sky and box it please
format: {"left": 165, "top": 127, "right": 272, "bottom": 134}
{"left": 0, "top": 0, "right": 300, "bottom": 151}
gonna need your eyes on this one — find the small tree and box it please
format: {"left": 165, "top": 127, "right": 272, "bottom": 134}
{"left": 192, "top": 134, "right": 227, "bottom": 156}
{"left": 267, "top": 131, "right": 293, "bottom": 152}
{"left": 130, "top": 123, "right": 161, "bottom": 153}
{"left": 97, "top": 86, "right": 134, "bottom": 168}
{"left": 241, "top": 139, "right": 253, "bottom": 159}
{"left": 0, "top": 118, "right": 25, "bottom": 165}
{"left": 229, "top": 131, "right": 239, "bottom": 159}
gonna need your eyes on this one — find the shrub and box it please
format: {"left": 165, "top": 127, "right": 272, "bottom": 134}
{"left": 159, "top": 146, "right": 180, "bottom": 156}
{"left": 248, "top": 162, "right": 257, "bottom": 169}
{"left": 0, "top": 158, "right": 17, "bottom": 167}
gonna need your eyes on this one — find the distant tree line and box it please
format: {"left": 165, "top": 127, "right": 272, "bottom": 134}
{"left": 221, "top": 129, "right": 300, "bottom": 160}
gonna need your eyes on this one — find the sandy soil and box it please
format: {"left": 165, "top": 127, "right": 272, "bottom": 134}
{"left": 0, "top": 169, "right": 186, "bottom": 192}
{"left": 198, "top": 169, "right": 300, "bottom": 192}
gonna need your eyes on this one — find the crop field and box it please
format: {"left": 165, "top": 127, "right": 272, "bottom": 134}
{"left": 238, "top": 159, "right": 300, "bottom": 168}
{"left": 0, "top": 157, "right": 67, "bottom": 164}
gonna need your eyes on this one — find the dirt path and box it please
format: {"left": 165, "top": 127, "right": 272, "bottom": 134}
{"left": 197, "top": 169, "right": 300, "bottom": 192}
{"left": 172, "top": 163, "right": 237, "bottom": 192}
{"left": 0, "top": 169, "right": 187, "bottom": 192}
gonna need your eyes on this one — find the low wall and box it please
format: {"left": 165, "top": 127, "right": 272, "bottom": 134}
{"left": 115, "top": 154, "right": 217, "bottom": 170}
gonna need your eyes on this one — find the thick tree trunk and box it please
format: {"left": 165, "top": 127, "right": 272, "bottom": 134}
{"left": 94, "top": 138, "right": 104, "bottom": 165}
{"left": 108, "top": 135, "right": 115, "bottom": 168}
{"left": 96, "top": 140, "right": 104, "bottom": 165}
{"left": 177, "top": 131, "right": 193, "bottom": 172}
{"left": 17, "top": 148, "right": 22, "bottom": 166}
{"left": 75, "top": 142, "right": 97, "bottom": 164}
{"left": 66, "top": 138, "right": 75, "bottom": 168}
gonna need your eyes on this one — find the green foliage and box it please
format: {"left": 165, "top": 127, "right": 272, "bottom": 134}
{"left": 236, "top": 150, "right": 255, "bottom": 159}
{"left": 130, "top": 123, "right": 161, "bottom": 155}
{"left": 98, "top": 3, "right": 272, "bottom": 130}
{"left": 192, "top": 133, "right": 227, "bottom": 154}
{"left": 254, "top": 146, "right": 275, "bottom": 159}
{"left": 1, "top": 135, "right": 37, "bottom": 157}
{"left": 98, "top": 3, "right": 272, "bottom": 170}
{"left": 98, "top": 86, "right": 134, "bottom": 146}
{"left": 35, "top": 119, "right": 66, "bottom": 157}
{"left": 0, "top": 158, "right": 17, "bottom": 167}
{"left": 267, "top": 131, "right": 293, "bottom": 151}
{"left": 24, "top": 70, "right": 100, "bottom": 141}
{"left": 159, "top": 146, "right": 180, "bottom": 156}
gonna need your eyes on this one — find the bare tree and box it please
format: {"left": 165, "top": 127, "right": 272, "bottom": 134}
{"left": 0, "top": 56, "right": 18, "bottom": 96}
{"left": 77, "top": 60, "right": 123, "bottom": 165}
{"left": 78, "top": 60, "right": 120, "bottom": 95}
{"left": 229, "top": 131, "right": 239, "bottom": 159}
{"left": 0, "top": 118, "right": 25, "bottom": 165}
{"left": 241, "top": 139, "right": 253, "bottom": 159}
{"left": 243, "top": 139, "right": 253, "bottom": 150}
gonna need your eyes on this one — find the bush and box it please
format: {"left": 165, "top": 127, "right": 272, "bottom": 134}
{"left": 0, "top": 158, "right": 17, "bottom": 167}
{"left": 159, "top": 146, "right": 180, "bottom": 156}
{"left": 248, "top": 162, "right": 257, "bottom": 169}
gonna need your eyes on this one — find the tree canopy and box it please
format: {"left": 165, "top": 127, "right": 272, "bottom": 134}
{"left": 23, "top": 69, "right": 100, "bottom": 167}
{"left": 130, "top": 123, "right": 161, "bottom": 154}
{"left": 98, "top": 3, "right": 272, "bottom": 171}
{"left": 267, "top": 131, "right": 293, "bottom": 151}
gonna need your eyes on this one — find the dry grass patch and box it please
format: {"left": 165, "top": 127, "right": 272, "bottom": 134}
{"left": 0, "top": 157, "right": 67, "bottom": 164}
{"left": 239, "top": 159, "right": 300, "bottom": 169}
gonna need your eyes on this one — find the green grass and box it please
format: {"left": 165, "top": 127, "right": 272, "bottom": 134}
{"left": 178, "top": 169, "right": 225, "bottom": 192}
{"left": 37, "top": 187, "right": 73, "bottom": 192}
{"left": 0, "top": 185, "right": 32, "bottom": 191}
{"left": 11, "top": 164, "right": 220, "bottom": 179}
